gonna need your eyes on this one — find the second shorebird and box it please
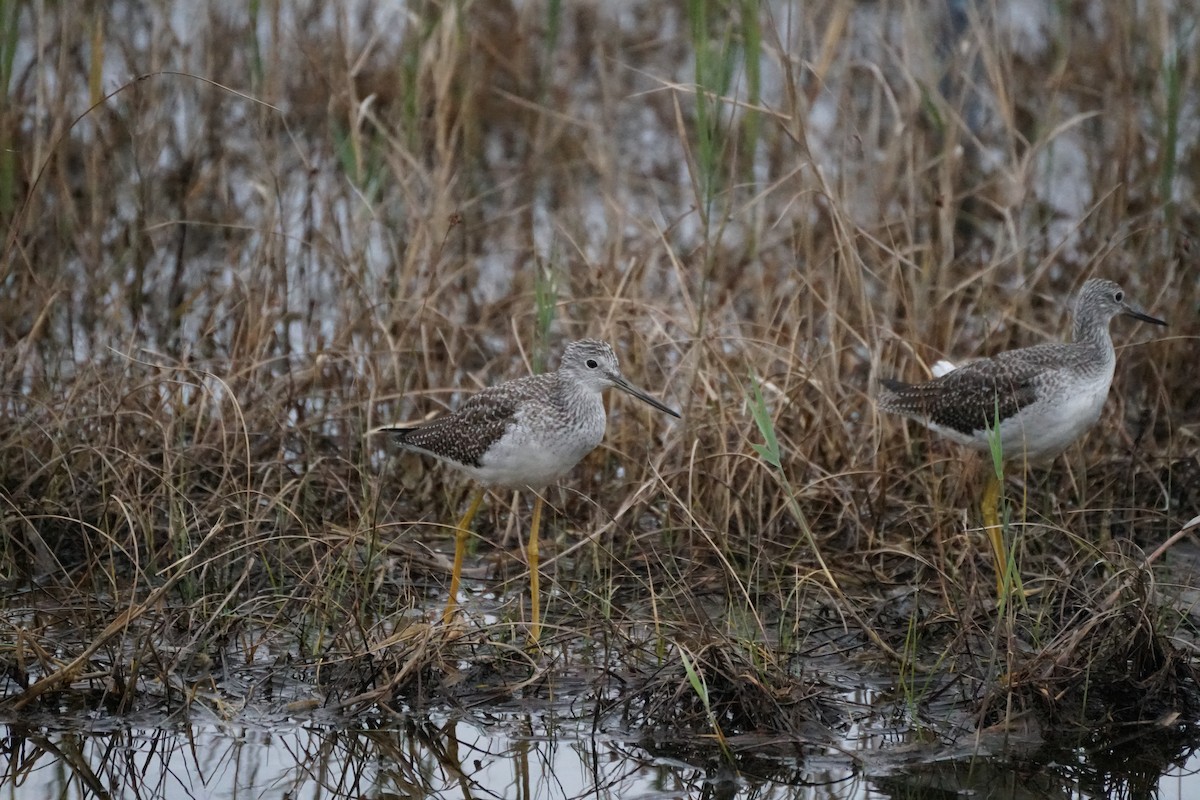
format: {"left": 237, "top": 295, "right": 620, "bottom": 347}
{"left": 381, "top": 339, "right": 679, "bottom": 642}
{"left": 878, "top": 278, "right": 1166, "bottom": 593}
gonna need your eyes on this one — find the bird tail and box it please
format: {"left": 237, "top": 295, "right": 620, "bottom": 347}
{"left": 876, "top": 378, "right": 913, "bottom": 413}
{"left": 367, "top": 424, "right": 418, "bottom": 438}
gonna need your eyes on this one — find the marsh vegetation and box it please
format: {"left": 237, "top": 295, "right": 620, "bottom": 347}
{"left": 1, "top": 1, "right": 1198, "bottom": 796}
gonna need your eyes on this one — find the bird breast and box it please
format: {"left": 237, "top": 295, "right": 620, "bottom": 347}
{"left": 470, "top": 391, "right": 607, "bottom": 488}
{"left": 983, "top": 366, "right": 1114, "bottom": 462}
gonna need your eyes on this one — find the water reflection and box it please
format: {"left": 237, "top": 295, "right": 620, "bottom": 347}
{"left": 0, "top": 715, "right": 837, "bottom": 800}
{"left": 0, "top": 714, "right": 1197, "bottom": 799}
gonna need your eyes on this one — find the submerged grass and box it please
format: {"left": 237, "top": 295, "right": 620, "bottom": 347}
{"left": 0, "top": 0, "right": 1197, "bottom": 760}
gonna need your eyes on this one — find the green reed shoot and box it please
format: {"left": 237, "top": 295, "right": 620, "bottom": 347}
{"left": 1159, "top": 41, "right": 1182, "bottom": 227}
{"left": 0, "top": 0, "right": 18, "bottom": 218}
{"left": 749, "top": 374, "right": 838, "bottom": 592}
{"left": 679, "top": 648, "right": 734, "bottom": 763}
{"left": 533, "top": 262, "right": 558, "bottom": 374}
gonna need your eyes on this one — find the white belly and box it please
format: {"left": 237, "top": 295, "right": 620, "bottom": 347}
{"left": 944, "top": 370, "right": 1112, "bottom": 462}
{"left": 463, "top": 404, "right": 607, "bottom": 488}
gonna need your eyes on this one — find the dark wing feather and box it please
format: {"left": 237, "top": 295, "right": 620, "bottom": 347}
{"left": 879, "top": 345, "right": 1066, "bottom": 436}
{"left": 386, "top": 384, "right": 525, "bottom": 468}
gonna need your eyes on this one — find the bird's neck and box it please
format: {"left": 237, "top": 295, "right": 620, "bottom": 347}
{"left": 554, "top": 374, "right": 603, "bottom": 418}
{"left": 1072, "top": 310, "right": 1110, "bottom": 344}
{"left": 1071, "top": 312, "right": 1116, "bottom": 367}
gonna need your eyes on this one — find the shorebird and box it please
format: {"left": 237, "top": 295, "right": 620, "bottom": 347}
{"left": 380, "top": 339, "right": 679, "bottom": 642}
{"left": 878, "top": 278, "right": 1166, "bottom": 594}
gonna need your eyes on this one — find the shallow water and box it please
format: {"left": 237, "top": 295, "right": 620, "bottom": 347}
{"left": 3, "top": 710, "right": 1199, "bottom": 799}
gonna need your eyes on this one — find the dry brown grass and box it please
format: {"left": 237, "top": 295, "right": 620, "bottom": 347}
{"left": 0, "top": 0, "right": 1197, "bottom": 743}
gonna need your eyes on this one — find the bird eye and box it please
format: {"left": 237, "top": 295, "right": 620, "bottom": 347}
{"left": 1114, "top": 290, "right": 1124, "bottom": 302}
{"left": 586, "top": 358, "right": 599, "bottom": 369}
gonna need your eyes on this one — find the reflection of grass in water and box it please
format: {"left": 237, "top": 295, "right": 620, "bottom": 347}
{"left": 0, "top": 1, "right": 1194, "bottom": 751}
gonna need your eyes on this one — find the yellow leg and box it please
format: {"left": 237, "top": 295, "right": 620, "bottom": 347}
{"left": 443, "top": 488, "right": 485, "bottom": 626}
{"left": 982, "top": 471, "right": 1004, "bottom": 597}
{"left": 528, "top": 494, "right": 543, "bottom": 644}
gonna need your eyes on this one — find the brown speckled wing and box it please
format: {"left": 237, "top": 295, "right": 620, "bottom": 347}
{"left": 881, "top": 351, "right": 1052, "bottom": 437}
{"left": 387, "top": 386, "right": 523, "bottom": 468}
{"left": 384, "top": 391, "right": 516, "bottom": 465}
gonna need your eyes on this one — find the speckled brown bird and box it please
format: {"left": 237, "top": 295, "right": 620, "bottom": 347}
{"left": 381, "top": 339, "right": 679, "bottom": 642}
{"left": 878, "top": 278, "right": 1166, "bottom": 594}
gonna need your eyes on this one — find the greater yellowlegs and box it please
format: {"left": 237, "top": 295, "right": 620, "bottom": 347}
{"left": 381, "top": 339, "right": 679, "bottom": 642}
{"left": 878, "top": 278, "right": 1166, "bottom": 593}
